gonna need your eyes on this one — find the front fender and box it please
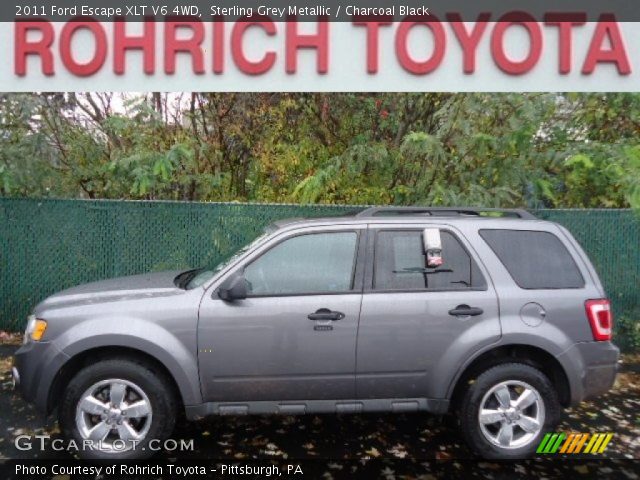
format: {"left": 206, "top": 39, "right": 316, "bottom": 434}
{"left": 52, "top": 317, "right": 202, "bottom": 406}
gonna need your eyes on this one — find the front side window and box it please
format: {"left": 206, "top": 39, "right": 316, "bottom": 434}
{"left": 244, "top": 232, "right": 358, "bottom": 296}
{"left": 374, "top": 230, "right": 486, "bottom": 291}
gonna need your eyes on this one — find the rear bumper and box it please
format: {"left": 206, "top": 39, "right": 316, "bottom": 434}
{"left": 557, "top": 341, "right": 619, "bottom": 406}
{"left": 13, "top": 340, "right": 69, "bottom": 413}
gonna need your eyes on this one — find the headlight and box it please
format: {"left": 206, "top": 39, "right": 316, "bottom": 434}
{"left": 24, "top": 315, "right": 47, "bottom": 343}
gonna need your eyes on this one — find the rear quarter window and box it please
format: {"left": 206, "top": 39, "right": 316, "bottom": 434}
{"left": 479, "top": 229, "right": 585, "bottom": 289}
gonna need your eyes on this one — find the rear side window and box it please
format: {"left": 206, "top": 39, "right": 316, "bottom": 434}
{"left": 479, "top": 229, "right": 584, "bottom": 289}
{"left": 374, "top": 230, "right": 486, "bottom": 291}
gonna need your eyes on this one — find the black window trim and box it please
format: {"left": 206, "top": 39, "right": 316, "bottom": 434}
{"left": 236, "top": 228, "right": 366, "bottom": 299}
{"left": 479, "top": 228, "right": 586, "bottom": 290}
{"left": 366, "top": 227, "right": 489, "bottom": 294}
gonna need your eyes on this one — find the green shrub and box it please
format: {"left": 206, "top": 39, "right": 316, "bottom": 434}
{"left": 615, "top": 310, "right": 640, "bottom": 352}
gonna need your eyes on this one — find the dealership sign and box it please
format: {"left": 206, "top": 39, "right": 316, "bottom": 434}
{"left": 3, "top": 16, "right": 640, "bottom": 91}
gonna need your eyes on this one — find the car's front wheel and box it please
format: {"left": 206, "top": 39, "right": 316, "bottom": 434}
{"left": 59, "top": 357, "right": 177, "bottom": 459}
{"left": 458, "top": 363, "right": 561, "bottom": 459}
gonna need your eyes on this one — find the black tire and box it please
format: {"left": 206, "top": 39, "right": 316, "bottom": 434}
{"left": 458, "top": 363, "right": 561, "bottom": 459}
{"left": 59, "top": 357, "right": 177, "bottom": 460}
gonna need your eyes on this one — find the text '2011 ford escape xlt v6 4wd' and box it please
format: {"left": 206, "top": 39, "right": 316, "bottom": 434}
{"left": 13, "top": 207, "right": 619, "bottom": 459}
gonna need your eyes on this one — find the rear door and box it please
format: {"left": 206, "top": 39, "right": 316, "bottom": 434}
{"left": 356, "top": 224, "right": 500, "bottom": 400}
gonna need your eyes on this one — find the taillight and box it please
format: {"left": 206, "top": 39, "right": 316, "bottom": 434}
{"left": 585, "top": 299, "right": 613, "bottom": 341}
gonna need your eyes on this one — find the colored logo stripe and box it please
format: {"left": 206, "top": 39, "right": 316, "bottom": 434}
{"left": 536, "top": 433, "right": 552, "bottom": 453}
{"left": 559, "top": 433, "right": 576, "bottom": 453}
{"left": 537, "top": 433, "right": 566, "bottom": 453}
{"left": 584, "top": 433, "right": 614, "bottom": 454}
{"left": 538, "top": 433, "right": 613, "bottom": 454}
{"left": 570, "top": 433, "right": 589, "bottom": 453}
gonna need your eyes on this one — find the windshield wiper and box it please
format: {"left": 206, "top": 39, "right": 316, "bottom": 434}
{"left": 394, "top": 267, "right": 454, "bottom": 274}
{"left": 174, "top": 269, "right": 201, "bottom": 289}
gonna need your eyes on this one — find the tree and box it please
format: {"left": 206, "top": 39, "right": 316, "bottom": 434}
{"left": 0, "top": 92, "right": 638, "bottom": 210}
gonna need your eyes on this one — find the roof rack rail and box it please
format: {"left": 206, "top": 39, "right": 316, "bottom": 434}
{"left": 355, "top": 206, "right": 537, "bottom": 220}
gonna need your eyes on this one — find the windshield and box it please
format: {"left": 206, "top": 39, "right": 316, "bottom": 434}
{"left": 183, "top": 229, "right": 275, "bottom": 290}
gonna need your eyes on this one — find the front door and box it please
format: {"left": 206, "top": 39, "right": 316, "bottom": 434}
{"left": 198, "top": 227, "right": 365, "bottom": 402}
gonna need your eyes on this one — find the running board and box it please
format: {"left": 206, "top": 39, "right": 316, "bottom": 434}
{"left": 185, "top": 398, "right": 449, "bottom": 420}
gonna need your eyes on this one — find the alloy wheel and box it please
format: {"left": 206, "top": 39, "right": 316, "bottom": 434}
{"left": 75, "top": 378, "right": 152, "bottom": 452}
{"left": 478, "top": 380, "right": 545, "bottom": 449}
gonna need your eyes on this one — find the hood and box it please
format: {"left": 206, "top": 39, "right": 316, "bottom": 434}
{"left": 35, "top": 270, "right": 186, "bottom": 312}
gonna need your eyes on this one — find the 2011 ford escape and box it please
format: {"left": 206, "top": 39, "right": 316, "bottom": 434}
{"left": 13, "top": 207, "right": 619, "bottom": 459}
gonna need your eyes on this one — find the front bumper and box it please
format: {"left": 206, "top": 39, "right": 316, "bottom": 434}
{"left": 13, "top": 340, "right": 69, "bottom": 413}
{"left": 557, "top": 341, "right": 620, "bottom": 406}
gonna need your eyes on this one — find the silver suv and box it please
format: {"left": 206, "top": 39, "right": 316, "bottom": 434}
{"left": 13, "top": 207, "right": 619, "bottom": 459}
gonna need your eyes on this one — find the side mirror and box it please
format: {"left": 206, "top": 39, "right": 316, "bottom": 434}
{"left": 423, "top": 228, "right": 444, "bottom": 268}
{"left": 217, "top": 273, "right": 248, "bottom": 301}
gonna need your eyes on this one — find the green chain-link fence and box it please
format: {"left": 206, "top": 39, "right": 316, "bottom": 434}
{"left": 1, "top": 198, "right": 638, "bottom": 347}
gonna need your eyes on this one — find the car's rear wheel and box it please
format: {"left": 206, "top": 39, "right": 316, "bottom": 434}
{"left": 458, "top": 363, "right": 561, "bottom": 459}
{"left": 59, "top": 358, "right": 177, "bottom": 459}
